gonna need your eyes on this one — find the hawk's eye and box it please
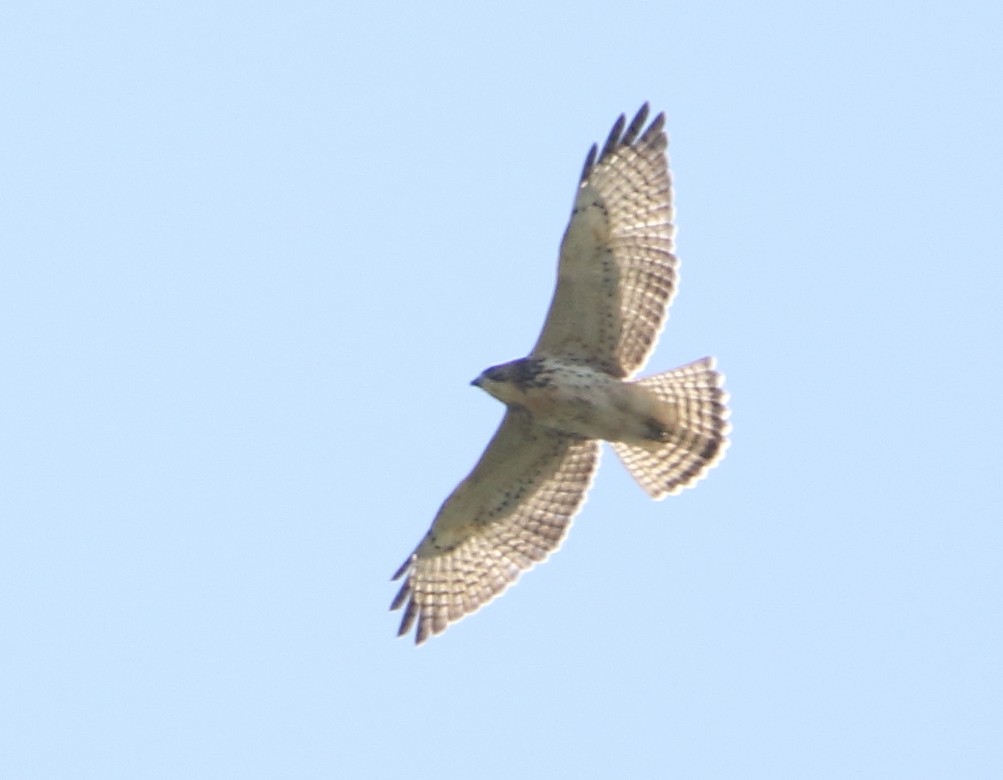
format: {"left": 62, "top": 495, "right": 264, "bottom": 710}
{"left": 484, "top": 366, "right": 506, "bottom": 382}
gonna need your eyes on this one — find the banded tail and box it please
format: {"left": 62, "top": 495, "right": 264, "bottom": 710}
{"left": 612, "top": 357, "right": 730, "bottom": 499}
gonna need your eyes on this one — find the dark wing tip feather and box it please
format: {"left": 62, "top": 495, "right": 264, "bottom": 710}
{"left": 598, "top": 112, "right": 626, "bottom": 161}
{"left": 641, "top": 110, "right": 667, "bottom": 149}
{"left": 389, "top": 577, "right": 411, "bottom": 611}
{"left": 389, "top": 556, "right": 414, "bottom": 614}
{"left": 579, "top": 143, "right": 598, "bottom": 183}
{"left": 397, "top": 597, "right": 418, "bottom": 638}
{"left": 391, "top": 555, "right": 414, "bottom": 581}
{"left": 620, "top": 102, "right": 649, "bottom": 146}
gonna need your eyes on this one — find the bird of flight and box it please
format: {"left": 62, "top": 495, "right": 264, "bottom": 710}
{"left": 391, "top": 104, "right": 729, "bottom": 644}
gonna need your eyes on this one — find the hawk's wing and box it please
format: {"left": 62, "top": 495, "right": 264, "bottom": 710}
{"left": 391, "top": 410, "right": 599, "bottom": 644}
{"left": 531, "top": 104, "right": 676, "bottom": 379}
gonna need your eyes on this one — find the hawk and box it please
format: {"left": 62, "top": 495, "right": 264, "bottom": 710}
{"left": 390, "top": 104, "right": 729, "bottom": 644}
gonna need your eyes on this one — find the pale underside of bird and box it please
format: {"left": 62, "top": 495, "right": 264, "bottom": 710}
{"left": 390, "top": 104, "right": 730, "bottom": 644}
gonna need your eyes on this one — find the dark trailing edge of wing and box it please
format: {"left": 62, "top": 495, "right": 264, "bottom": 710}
{"left": 578, "top": 102, "right": 666, "bottom": 184}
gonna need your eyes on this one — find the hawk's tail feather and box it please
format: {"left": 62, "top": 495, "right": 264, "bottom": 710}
{"left": 612, "top": 357, "right": 730, "bottom": 500}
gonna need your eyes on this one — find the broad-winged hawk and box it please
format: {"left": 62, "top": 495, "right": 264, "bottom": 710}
{"left": 390, "top": 105, "right": 729, "bottom": 644}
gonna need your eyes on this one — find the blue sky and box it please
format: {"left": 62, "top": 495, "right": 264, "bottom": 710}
{"left": 3, "top": 2, "right": 1001, "bottom": 777}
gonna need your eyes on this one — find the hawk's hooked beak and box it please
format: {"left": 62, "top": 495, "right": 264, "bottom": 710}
{"left": 470, "top": 376, "right": 483, "bottom": 388}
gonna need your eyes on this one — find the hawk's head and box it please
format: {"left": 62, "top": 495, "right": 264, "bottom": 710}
{"left": 472, "top": 358, "right": 550, "bottom": 405}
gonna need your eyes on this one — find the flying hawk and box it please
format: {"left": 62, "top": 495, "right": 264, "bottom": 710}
{"left": 391, "top": 104, "right": 729, "bottom": 644}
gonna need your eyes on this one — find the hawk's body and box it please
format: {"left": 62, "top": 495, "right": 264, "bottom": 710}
{"left": 391, "top": 105, "right": 729, "bottom": 644}
{"left": 475, "top": 358, "right": 681, "bottom": 448}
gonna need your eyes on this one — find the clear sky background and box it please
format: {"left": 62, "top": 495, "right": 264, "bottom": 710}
{"left": 3, "top": 2, "right": 1001, "bottom": 778}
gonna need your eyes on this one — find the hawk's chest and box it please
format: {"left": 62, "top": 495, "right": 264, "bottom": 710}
{"left": 517, "top": 365, "right": 610, "bottom": 415}
{"left": 511, "top": 363, "right": 655, "bottom": 443}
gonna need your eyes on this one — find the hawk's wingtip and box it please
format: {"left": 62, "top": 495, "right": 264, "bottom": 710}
{"left": 579, "top": 143, "right": 598, "bottom": 183}
{"left": 390, "top": 555, "right": 413, "bottom": 581}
